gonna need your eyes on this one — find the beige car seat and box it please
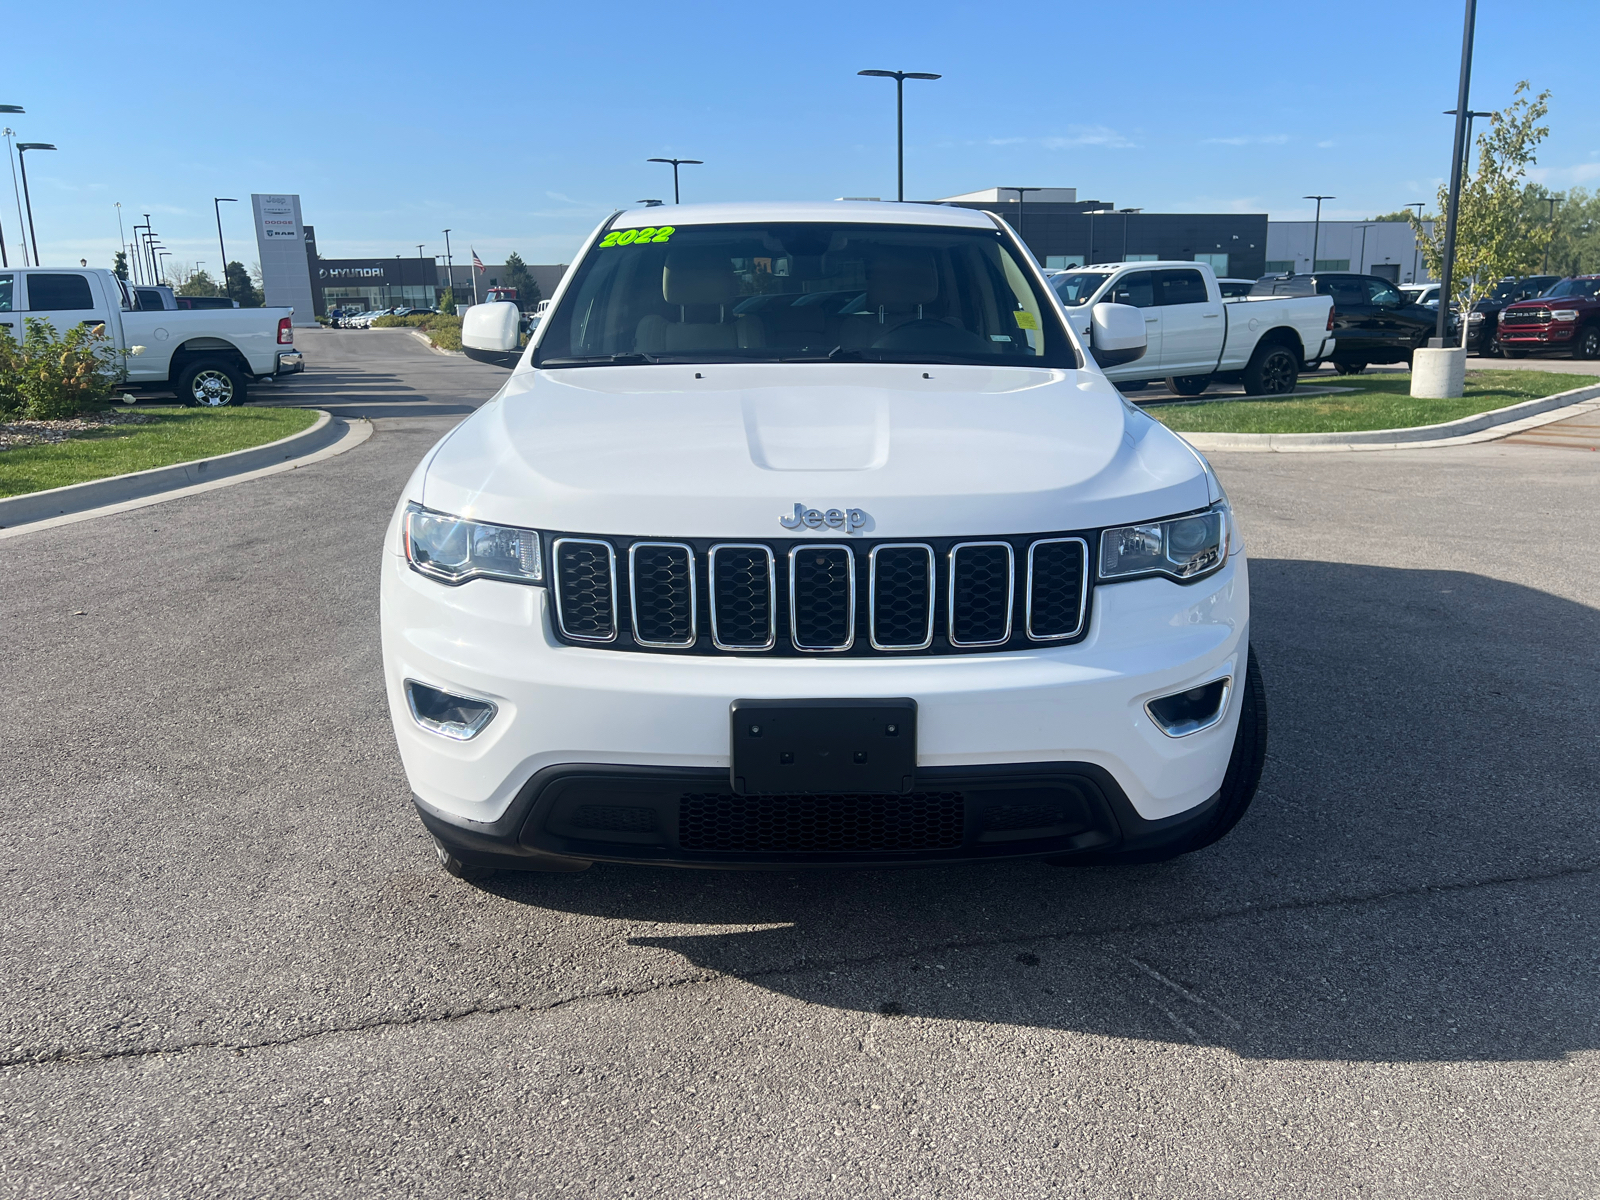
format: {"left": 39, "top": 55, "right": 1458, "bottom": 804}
{"left": 636, "top": 249, "right": 765, "bottom": 354}
{"left": 838, "top": 249, "right": 941, "bottom": 350}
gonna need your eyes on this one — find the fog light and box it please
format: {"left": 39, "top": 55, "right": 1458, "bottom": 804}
{"left": 1145, "top": 677, "right": 1231, "bottom": 738}
{"left": 405, "top": 680, "right": 497, "bottom": 741}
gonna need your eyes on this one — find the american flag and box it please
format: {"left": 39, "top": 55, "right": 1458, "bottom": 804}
{"left": 471, "top": 249, "right": 485, "bottom": 273}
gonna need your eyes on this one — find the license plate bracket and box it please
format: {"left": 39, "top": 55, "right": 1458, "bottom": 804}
{"left": 730, "top": 698, "right": 917, "bottom": 795}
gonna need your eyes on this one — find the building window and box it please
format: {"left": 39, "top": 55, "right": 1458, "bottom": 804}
{"left": 1264, "top": 260, "right": 1295, "bottom": 274}
{"left": 1124, "top": 254, "right": 1158, "bottom": 262}
{"left": 1193, "top": 253, "right": 1229, "bottom": 276}
{"left": 1045, "top": 255, "right": 1084, "bottom": 269}
{"left": 1314, "top": 259, "right": 1350, "bottom": 272}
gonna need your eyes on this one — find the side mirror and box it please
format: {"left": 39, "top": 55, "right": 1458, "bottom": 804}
{"left": 1089, "top": 302, "right": 1148, "bottom": 368}
{"left": 461, "top": 301, "right": 523, "bottom": 367}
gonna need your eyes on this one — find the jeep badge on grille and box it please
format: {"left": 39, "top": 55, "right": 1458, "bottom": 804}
{"left": 780, "top": 503, "right": 868, "bottom": 532}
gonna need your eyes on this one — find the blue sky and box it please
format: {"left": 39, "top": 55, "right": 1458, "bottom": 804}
{"left": 5, "top": 0, "right": 1598, "bottom": 271}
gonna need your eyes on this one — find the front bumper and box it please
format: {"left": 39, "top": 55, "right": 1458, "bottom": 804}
{"left": 1499, "top": 325, "right": 1572, "bottom": 350}
{"left": 381, "top": 536, "right": 1248, "bottom": 866}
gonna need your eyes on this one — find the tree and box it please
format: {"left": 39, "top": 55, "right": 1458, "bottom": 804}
{"left": 438, "top": 286, "right": 455, "bottom": 314}
{"left": 227, "top": 260, "right": 263, "bottom": 307}
{"left": 1410, "top": 81, "right": 1552, "bottom": 344}
{"left": 1532, "top": 186, "right": 1600, "bottom": 276}
{"left": 113, "top": 250, "right": 129, "bottom": 280}
{"left": 177, "top": 268, "right": 223, "bottom": 298}
{"left": 503, "top": 251, "right": 540, "bottom": 308}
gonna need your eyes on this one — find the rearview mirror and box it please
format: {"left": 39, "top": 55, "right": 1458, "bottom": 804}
{"left": 1089, "top": 302, "right": 1148, "bottom": 368}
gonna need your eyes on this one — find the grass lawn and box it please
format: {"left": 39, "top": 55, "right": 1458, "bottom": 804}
{"left": 0, "top": 406, "right": 320, "bottom": 498}
{"left": 1147, "top": 370, "right": 1597, "bottom": 435}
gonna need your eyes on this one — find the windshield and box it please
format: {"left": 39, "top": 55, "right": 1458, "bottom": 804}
{"left": 1048, "top": 271, "right": 1111, "bottom": 307}
{"left": 1542, "top": 278, "right": 1600, "bottom": 300}
{"left": 535, "top": 221, "right": 1077, "bottom": 368}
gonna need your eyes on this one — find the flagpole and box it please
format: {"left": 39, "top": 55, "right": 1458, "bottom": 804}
{"left": 471, "top": 249, "right": 480, "bottom": 304}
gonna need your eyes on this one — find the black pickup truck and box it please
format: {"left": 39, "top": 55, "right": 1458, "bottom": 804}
{"left": 1250, "top": 272, "right": 1446, "bottom": 374}
{"left": 1466, "top": 275, "right": 1560, "bottom": 355}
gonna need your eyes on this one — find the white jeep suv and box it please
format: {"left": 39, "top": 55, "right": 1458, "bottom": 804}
{"left": 380, "top": 201, "right": 1265, "bottom": 876}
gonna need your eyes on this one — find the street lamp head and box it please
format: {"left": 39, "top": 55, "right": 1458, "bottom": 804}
{"left": 0, "top": 105, "right": 23, "bottom": 113}
{"left": 17, "top": 143, "right": 56, "bottom": 152}
{"left": 857, "top": 70, "right": 941, "bottom": 80}
{"left": 647, "top": 157, "right": 702, "bottom": 166}
{"left": 216, "top": 197, "right": 237, "bottom": 203}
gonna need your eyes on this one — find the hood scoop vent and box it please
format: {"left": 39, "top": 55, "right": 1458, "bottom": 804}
{"left": 741, "top": 391, "right": 890, "bottom": 472}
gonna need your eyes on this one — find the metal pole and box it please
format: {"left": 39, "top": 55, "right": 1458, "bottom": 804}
{"left": 417, "top": 245, "right": 427, "bottom": 308}
{"left": 673, "top": 162, "right": 680, "bottom": 205}
{"left": 143, "top": 214, "right": 155, "bottom": 282}
{"left": 1358, "top": 224, "right": 1370, "bottom": 274}
{"left": 115, "top": 201, "right": 127, "bottom": 279}
{"left": 1438, "top": 0, "right": 1478, "bottom": 345}
{"left": 1406, "top": 202, "right": 1425, "bottom": 283}
{"left": 1304, "top": 196, "right": 1334, "bottom": 274}
{"left": 895, "top": 75, "right": 904, "bottom": 203}
{"left": 17, "top": 149, "right": 38, "bottom": 265}
{"left": 215, "top": 198, "right": 236, "bottom": 302}
{"left": 442, "top": 229, "right": 453, "bottom": 304}
{"left": 1542, "top": 196, "right": 1562, "bottom": 274}
{"left": 3, "top": 127, "right": 26, "bottom": 266}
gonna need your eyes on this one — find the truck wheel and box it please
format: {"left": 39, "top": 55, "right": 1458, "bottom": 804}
{"left": 1242, "top": 344, "right": 1298, "bottom": 395}
{"left": 1574, "top": 325, "right": 1600, "bottom": 360}
{"left": 1332, "top": 361, "right": 1367, "bottom": 376}
{"left": 176, "top": 358, "right": 248, "bottom": 407}
{"left": 1048, "top": 646, "right": 1268, "bottom": 867}
{"left": 1166, "top": 375, "right": 1211, "bottom": 397}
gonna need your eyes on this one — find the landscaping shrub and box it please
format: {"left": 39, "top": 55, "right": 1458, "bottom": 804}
{"left": 0, "top": 318, "right": 122, "bottom": 419}
{"left": 424, "top": 315, "right": 462, "bottom": 351}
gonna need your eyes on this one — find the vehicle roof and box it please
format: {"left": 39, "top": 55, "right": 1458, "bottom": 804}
{"left": 609, "top": 200, "right": 997, "bottom": 230}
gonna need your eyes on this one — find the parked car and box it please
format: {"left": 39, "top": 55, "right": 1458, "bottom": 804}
{"left": 1401, "top": 283, "right": 1441, "bottom": 309}
{"left": 1251, "top": 272, "right": 1441, "bottom": 374}
{"left": 174, "top": 295, "right": 240, "bottom": 310}
{"left": 1048, "top": 261, "right": 1333, "bottom": 395}
{"left": 401, "top": 200, "right": 1266, "bottom": 878}
{"left": 1465, "top": 275, "right": 1561, "bottom": 356}
{"left": 0, "top": 267, "right": 300, "bottom": 404}
{"left": 1497, "top": 275, "right": 1600, "bottom": 360}
{"left": 1216, "top": 277, "right": 1256, "bottom": 299}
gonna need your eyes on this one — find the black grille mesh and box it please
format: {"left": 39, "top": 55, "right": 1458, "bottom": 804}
{"left": 1500, "top": 308, "right": 1547, "bottom": 325}
{"left": 571, "top": 804, "right": 657, "bottom": 832}
{"left": 712, "top": 547, "right": 774, "bottom": 648}
{"left": 679, "top": 792, "right": 965, "bottom": 853}
{"left": 555, "top": 541, "right": 615, "bottom": 640}
{"left": 982, "top": 802, "right": 1077, "bottom": 832}
{"left": 950, "top": 544, "right": 1013, "bottom": 644}
{"left": 792, "top": 547, "right": 853, "bottom": 648}
{"left": 630, "top": 544, "right": 694, "bottom": 646}
{"left": 871, "top": 547, "right": 933, "bottom": 648}
{"left": 1027, "top": 540, "right": 1086, "bottom": 638}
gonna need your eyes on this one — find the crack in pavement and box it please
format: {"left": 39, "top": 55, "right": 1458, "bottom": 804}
{"left": 5, "top": 857, "right": 1595, "bottom": 1072}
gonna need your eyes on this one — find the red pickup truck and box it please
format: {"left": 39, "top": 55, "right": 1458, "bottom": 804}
{"left": 1497, "top": 275, "right": 1600, "bottom": 359}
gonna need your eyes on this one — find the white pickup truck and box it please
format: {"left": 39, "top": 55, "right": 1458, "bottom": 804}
{"left": 1046, "top": 261, "right": 1333, "bottom": 396}
{"left": 0, "top": 266, "right": 302, "bottom": 406}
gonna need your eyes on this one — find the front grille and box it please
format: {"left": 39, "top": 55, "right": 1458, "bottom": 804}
{"left": 571, "top": 804, "right": 657, "bottom": 832}
{"left": 1501, "top": 308, "right": 1549, "bottom": 326}
{"left": 545, "top": 531, "right": 1095, "bottom": 657}
{"left": 679, "top": 791, "right": 965, "bottom": 852}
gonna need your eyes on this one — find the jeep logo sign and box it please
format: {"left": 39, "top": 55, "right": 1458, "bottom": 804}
{"left": 780, "top": 503, "right": 868, "bottom": 532}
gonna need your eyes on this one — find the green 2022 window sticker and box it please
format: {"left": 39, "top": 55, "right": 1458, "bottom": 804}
{"left": 599, "top": 226, "right": 675, "bottom": 248}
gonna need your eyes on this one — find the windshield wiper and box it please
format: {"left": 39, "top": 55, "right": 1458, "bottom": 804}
{"left": 536, "top": 352, "right": 664, "bottom": 368}
{"left": 776, "top": 346, "right": 865, "bottom": 362}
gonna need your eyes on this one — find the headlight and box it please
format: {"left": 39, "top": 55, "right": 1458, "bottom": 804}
{"left": 1467, "top": 311, "right": 1485, "bottom": 323}
{"left": 1099, "top": 504, "right": 1228, "bottom": 583}
{"left": 1551, "top": 309, "right": 1579, "bottom": 322}
{"left": 404, "top": 502, "right": 544, "bottom": 585}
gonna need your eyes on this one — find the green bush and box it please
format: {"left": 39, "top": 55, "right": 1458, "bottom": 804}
{"left": 0, "top": 318, "right": 122, "bottom": 419}
{"left": 424, "top": 315, "right": 462, "bottom": 351}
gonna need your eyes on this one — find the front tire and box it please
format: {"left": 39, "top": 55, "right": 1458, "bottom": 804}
{"left": 1242, "top": 344, "right": 1298, "bottom": 395}
{"left": 1166, "top": 375, "right": 1211, "bottom": 397}
{"left": 176, "top": 358, "right": 248, "bottom": 407}
{"left": 1574, "top": 324, "right": 1600, "bottom": 360}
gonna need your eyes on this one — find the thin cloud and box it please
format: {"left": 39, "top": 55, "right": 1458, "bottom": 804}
{"left": 1041, "top": 126, "right": 1139, "bottom": 149}
{"left": 1527, "top": 161, "right": 1600, "bottom": 186}
{"left": 1317, "top": 140, "right": 1337, "bottom": 148}
{"left": 1201, "top": 134, "right": 1291, "bottom": 146}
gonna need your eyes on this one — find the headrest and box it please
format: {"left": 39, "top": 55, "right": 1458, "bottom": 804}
{"left": 663, "top": 249, "right": 739, "bottom": 306}
{"left": 866, "top": 249, "right": 939, "bottom": 309}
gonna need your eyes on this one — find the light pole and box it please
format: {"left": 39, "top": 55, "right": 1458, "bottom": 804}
{"left": 16, "top": 142, "right": 54, "bottom": 266}
{"left": 130, "top": 222, "right": 147, "bottom": 284}
{"left": 1002, "top": 187, "right": 1042, "bottom": 247}
{"left": 417, "top": 244, "right": 428, "bottom": 308}
{"left": 1119, "top": 208, "right": 1142, "bottom": 262}
{"left": 442, "top": 229, "right": 454, "bottom": 301}
{"left": 0, "top": 105, "right": 18, "bottom": 268}
{"left": 158, "top": 251, "right": 171, "bottom": 285}
{"left": 1437, "top": 0, "right": 1479, "bottom": 347}
{"left": 857, "top": 69, "right": 941, "bottom": 202}
{"left": 646, "top": 157, "right": 702, "bottom": 204}
{"left": 1542, "top": 196, "right": 1562, "bottom": 274}
{"left": 1406, "top": 202, "right": 1426, "bottom": 283}
{"left": 1303, "top": 195, "right": 1334, "bottom": 274}
{"left": 1085, "top": 209, "right": 1115, "bottom": 265}
{"left": 214, "top": 198, "right": 237, "bottom": 302}
{"left": 1444, "top": 108, "right": 1493, "bottom": 179}
{"left": 1355, "top": 223, "right": 1376, "bottom": 274}
{"left": 142, "top": 213, "right": 155, "bottom": 282}
{"left": 115, "top": 201, "right": 127, "bottom": 280}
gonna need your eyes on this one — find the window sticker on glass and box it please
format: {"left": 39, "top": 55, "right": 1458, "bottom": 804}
{"left": 1013, "top": 310, "right": 1039, "bottom": 330}
{"left": 599, "top": 226, "right": 676, "bottom": 248}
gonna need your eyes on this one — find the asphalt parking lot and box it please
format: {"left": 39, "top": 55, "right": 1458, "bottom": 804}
{"left": 2, "top": 328, "right": 1597, "bottom": 1199}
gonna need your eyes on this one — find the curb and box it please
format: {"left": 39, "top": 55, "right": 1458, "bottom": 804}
{"left": 1176, "top": 380, "right": 1600, "bottom": 453}
{"left": 408, "top": 329, "right": 464, "bottom": 357}
{"left": 0, "top": 409, "right": 360, "bottom": 534}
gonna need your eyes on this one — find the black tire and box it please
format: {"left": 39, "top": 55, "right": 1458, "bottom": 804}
{"left": 175, "top": 357, "right": 248, "bottom": 407}
{"left": 1242, "top": 344, "right": 1299, "bottom": 395}
{"left": 1574, "top": 324, "right": 1600, "bottom": 360}
{"left": 1332, "top": 360, "right": 1367, "bottom": 376}
{"left": 1166, "top": 375, "right": 1211, "bottom": 397}
{"left": 1054, "top": 646, "right": 1268, "bottom": 866}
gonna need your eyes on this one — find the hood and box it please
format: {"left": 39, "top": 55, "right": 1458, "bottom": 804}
{"left": 421, "top": 363, "right": 1208, "bottom": 538}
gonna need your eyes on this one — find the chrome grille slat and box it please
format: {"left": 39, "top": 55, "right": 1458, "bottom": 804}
{"left": 948, "top": 541, "right": 1015, "bottom": 647}
{"left": 869, "top": 544, "right": 935, "bottom": 651}
{"left": 628, "top": 541, "right": 697, "bottom": 648}
{"left": 709, "top": 543, "right": 777, "bottom": 651}
{"left": 1025, "top": 537, "right": 1089, "bottom": 640}
{"left": 552, "top": 537, "right": 618, "bottom": 643}
{"left": 789, "top": 544, "right": 856, "bottom": 651}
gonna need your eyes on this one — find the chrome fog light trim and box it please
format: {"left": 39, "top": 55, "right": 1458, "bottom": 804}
{"left": 404, "top": 679, "right": 499, "bottom": 741}
{"left": 1144, "top": 676, "right": 1232, "bottom": 738}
